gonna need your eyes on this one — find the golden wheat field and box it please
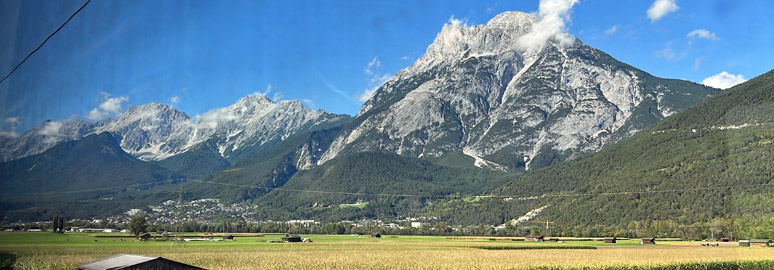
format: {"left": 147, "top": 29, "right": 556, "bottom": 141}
{"left": 1, "top": 233, "right": 773, "bottom": 269}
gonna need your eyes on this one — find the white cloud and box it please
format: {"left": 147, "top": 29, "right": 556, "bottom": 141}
{"left": 702, "top": 71, "right": 746, "bottom": 89}
{"left": 98, "top": 94, "right": 128, "bottom": 114}
{"left": 86, "top": 108, "right": 105, "bottom": 121}
{"left": 169, "top": 96, "right": 180, "bottom": 105}
{"left": 603, "top": 25, "right": 619, "bottom": 36}
{"left": 400, "top": 56, "right": 410, "bottom": 61}
{"left": 686, "top": 29, "right": 719, "bottom": 41}
{"left": 38, "top": 121, "right": 63, "bottom": 137}
{"left": 86, "top": 92, "right": 129, "bottom": 121}
{"left": 302, "top": 99, "right": 316, "bottom": 109}
{"left": 249, "top": 83, "right": 273, "bottom": 97}
{"left": 2, "top": 117, "right": 20, "bottom": 137}
{"left": 647, "top": 0, "right": 679, "bottom": 22}
{"left": 516, "top": 0, "right": 580, "bottom": 54}
{"left": 448, "top": 15, "right": 468, "bottom": 28}
{"left": 5, "top": 117, "right": 19, "bottom": 125}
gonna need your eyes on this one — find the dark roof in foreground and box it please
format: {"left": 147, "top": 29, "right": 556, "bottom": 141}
{"left": 76, "top": 254, "right": 205, "bottom": 270}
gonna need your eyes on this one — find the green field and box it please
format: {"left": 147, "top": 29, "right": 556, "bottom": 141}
{"left": 1, "top": 232, "right": 773, "bottom": 269}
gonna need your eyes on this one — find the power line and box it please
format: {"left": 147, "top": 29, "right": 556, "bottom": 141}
{"left": 0, "top": 179, "right": 184, "bottom": 197}
{"left": 0, "top": 0, "right": 91, "bottom": 85}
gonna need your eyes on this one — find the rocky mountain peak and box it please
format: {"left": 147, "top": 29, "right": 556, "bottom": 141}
{"left": 486, "top": 11, "right": 536, "bottom": 29}
{"left": 321, "top": 11, "right": 719, "bottom": 171}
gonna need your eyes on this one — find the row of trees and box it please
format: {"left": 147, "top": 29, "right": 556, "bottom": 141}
{"left": 51, "top": 214, "right": 64, "bottom": 233}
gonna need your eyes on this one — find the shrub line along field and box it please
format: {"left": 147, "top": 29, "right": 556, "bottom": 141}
{"left": 0, "top": 232, "right": 773, "bottom": 269}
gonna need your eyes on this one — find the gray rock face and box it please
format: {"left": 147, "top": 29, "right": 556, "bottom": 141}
{"left": 320, "top": 11, "right": 718, "bottom": 170}
{"left": 1, "top": 96, "right": 345, "bottom": 162}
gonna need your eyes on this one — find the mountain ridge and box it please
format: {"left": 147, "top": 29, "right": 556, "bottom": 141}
{"left": 319, "top": 11, "right": 719, "bottom": 171}
{"left": 0, "top": 95, "right": 351, "bottom": 165}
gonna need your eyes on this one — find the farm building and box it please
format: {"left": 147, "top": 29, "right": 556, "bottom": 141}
{"left": 739, "top": 240, "right": 750, "bottom": 247}
{"left": 641, "top": 238, "right": 656, "bottom": 244}
{"left": 750, "top": 239, "right": 773, "bottom": 247}
{"left": 547, "top": 238, "right": 559, "bottom": 242}
{"left": 282, "top": 234, "right": 302, "bottom": 242}
{"left": 136, "top": 233, "right": 151, "bottom": 241}
{"left": 370, "top": 233, "right": 381, "bottom": 238}
{"left": 604, "top": 237, "right": 617, "bottom": 243}
{"left": 76, "top": 254, "right": 205, "bottom": 270}
{"left": 718, "top": 238, "right": 729, "bottom": 242}
{"left": 525, "top": 235, "right": 544, "bottom": 242}
{"left": 223, "top": 235, "right": 234, "bottom": 241}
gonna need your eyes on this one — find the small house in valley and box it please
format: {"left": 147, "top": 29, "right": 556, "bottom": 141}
{"left": 641, "top": 238, "right": 656, "bottom": 244}
{"left": 282, "top": 234, "right": 302, "bottom": 242}
{"left": 76, "top": 254, "right": 205, "bottom": 270}
{"left": 137, "top": 233, "right": 151, "bottom": 241}
{"left": 739, "top": 240, "right": 750, "bottom": 247}
{"left": 604, "top": 237, "right": 617, "bottom": 243}
{"left": 718, "top": 238, "right": 729, "bottom": 242}
{"left": 525, "top": 235, "right": 544, "bottom": 242}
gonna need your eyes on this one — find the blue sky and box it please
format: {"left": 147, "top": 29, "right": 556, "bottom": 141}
{"left": 1, "top": 0, "right": 772, "bottom": 135}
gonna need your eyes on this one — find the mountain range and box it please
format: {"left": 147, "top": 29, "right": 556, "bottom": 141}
{"left": 4, "top": 11, "right": 763, "bottom": 230}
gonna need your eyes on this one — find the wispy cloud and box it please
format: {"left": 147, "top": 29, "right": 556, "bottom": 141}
{"left": 302, "top": 99, "right": 316, "bottom": 109}
{"left": 687, "top": 29, "right": 719, "bottom": 41}
{"left": 249, "top": 84, "right": 273, "bottom": 97}
{"left": 702, "top": 71, "right": 746, "bottom": 89}
{"left": 655, "top": 47, "right": 676, "bottom": 60}
{"left": 654, "top": 41, "right": 687, "bottom": 61}
{"left": 516, "top": 0, "right": 580, "bottom": 54}
{"left": 694, "top": 57, "right": 704, "bottom": 70}
{"left": 272, "top": 92, "right": 284, "bottom": 102}
{"left": 87, "top": 92, "right": 129, "bottom": 121}
{"left": 647, "top": 0, "right": 679, "bottom": 22}
{"left": 357, "top": 56, "right": 393, "bottom": 103}
{"left": 365, "top": 56, "right": 380, "bottom": 75}
{"left": 169, "top": 96, "right": 180, "bottom": 105}
{"left": 603, "top": 25, "right": 619, "bottom": 36}
{"left": 322, "top": 82, "right": 358, "bottom": 103}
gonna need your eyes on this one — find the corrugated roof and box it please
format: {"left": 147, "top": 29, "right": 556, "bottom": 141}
{"left": 76, "top": 254, "right": 157, "bottom": 270}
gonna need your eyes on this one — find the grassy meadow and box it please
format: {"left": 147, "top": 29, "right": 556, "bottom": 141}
{"left": 1, "top": 232, "right": 773, "bottom": 269}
